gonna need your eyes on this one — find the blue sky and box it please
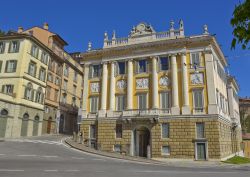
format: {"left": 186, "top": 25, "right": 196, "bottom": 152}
{"left": 0, "top": 0, "right": 249, "bottom": 97}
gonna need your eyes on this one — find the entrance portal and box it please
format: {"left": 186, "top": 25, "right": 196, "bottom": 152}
{"left": 134, "top": 127, "right": 150, "bottom": 157}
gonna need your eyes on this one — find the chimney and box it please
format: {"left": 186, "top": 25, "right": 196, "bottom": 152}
{"left": 17, "top": 27, "right": 23, "bottom": 33}
{"left": 43, "top": 22, "right": 49, "bottom": 30}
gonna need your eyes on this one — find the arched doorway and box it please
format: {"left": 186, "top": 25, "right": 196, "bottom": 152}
{"left": 21, "top": 113, "right": 29, "bottom": 137}
{"left": 47, "top": 117, "right": 52, "bottom": 134}
{"left": 32, "top": 116, "right": 39, "bottom": 136}
{"left": 0, "top": 109, "right": 9, "bottom": 138}
{"left": 59, "top": 114, "right": 64, "bottom": 133}
{"left": 134, "top": 126, "right": 150, "bottom": 157}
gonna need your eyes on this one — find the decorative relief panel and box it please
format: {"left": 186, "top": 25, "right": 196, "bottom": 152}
{"left": 159, "top": 76, "right": 170, "bottom": 87}
{"left": 191, "top": 73, "right": 204, "bottom": 85}
{"left": 136, "top": 78, "right": 149, "bottom": 89}
{"left": 90, "top": 82, "right": 100, "bottom": 93}
{"left": 116, "top": 80, "right": 127, "bottom": 89}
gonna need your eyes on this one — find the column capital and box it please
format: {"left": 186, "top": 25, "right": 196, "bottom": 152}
{"left": 180, "top": 52, "right": 187, "bottom": 56}
{"left": 168, "top": 53, "right": 177, "bottom": 57}
{"left": 150, "top": 56, "right": 158, "bottom": 60}
{"left": 101, "top": 61, "right": 108, "bottom": 65}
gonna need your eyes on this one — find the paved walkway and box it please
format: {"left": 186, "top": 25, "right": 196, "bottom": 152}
{"left": 64, "top": 137, "right": 249, "bottom": 168}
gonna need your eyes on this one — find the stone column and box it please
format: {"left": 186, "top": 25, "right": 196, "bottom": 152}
{"left": 152, "top": 56, "right": 159, "bottom": 109}
{"left": 82, "top": 64, "right": 89, "bottom": 118}
{"left": 109, "top": 62, "right": 115, "bottom": 111}
{"left": 181, "top": 53, "right": 190, "bottom": 114}
{"left": 127, "top": 60, "right": 133, "bottom": 110}
{"left": 205, "top": 50, "right": 218, "bottom": 114}
{"left": 100, "top": 62, "right": 108, "bottom": 111}
{"left": 171, "top": 54, "right": 180, "bottom": 115}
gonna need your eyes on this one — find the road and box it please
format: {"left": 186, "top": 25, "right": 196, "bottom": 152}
{"left": 0, "top": 135, "right": 249, "bottom": 177}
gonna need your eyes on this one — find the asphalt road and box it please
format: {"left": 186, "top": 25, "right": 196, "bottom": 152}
{"left": 0, "top": 135, "right": 249, "bottom": 177}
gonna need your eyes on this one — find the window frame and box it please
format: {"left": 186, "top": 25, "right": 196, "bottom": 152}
{"left": 162, "top": 145, "right": 170, "bottom": 155}
{"left": 0, "top": 41, "right": 5, "bottom": 54}
{"left": 192, "top": 89, "right": 204, "bottom": 113}
{"left": 115, "top": 124, "right": 122, "bottom": 139}
{"left": 116, "top": 95, "right": 126, "bottom": 111}
{"left": 137, "top": 93, "right": 147, "bottom": 110}
{"left": 196, "top": 122, "right": 205, "bottom": 139}
{"left": 8, "top": 41, "right": 20, "bottom": 53}
{"left": 5, "top": 60, "right": 17, "bottom": 73}
{"left": 90, "top": 96, "right": 99, "bottom": 113}
{"left": 161, "top": 123, "right": 170, "bottom": 139}
{"left": 160, "top": 91, "right": 171, "bottom": 109}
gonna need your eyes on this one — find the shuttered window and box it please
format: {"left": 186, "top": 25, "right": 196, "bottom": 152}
{"left": 90, "top": 96, "right": 99, "bottom": 113}
{"left": 193, "top": 89, "right": 204, "bottom": 111}
{"left": 89, "top": 64, "right": 101, "bottom": 78}
{"left": 5, "top": 60, "right": 17, "bottom": 73}
{"left": 39, "top": 67, "right": 46, "bottom": 81}
{"left": 196, "top": 123, "right": 205, "bottom": 139}
{"left": 1, "top": 85, "right": 14, "bottom": 95}
{"left": 28, "top": 62, "right": 36, "bottom": 76}
{"left": 160, "top": 92, "right": 171, "bottom": 109}
{"left": 0, "top": 42, "right": 5, "bottom": 53}
{"left": 116, "top": 95, "right": 126, "bottom": 111}
{"left": 116, "top": 124, "right": 122, "bottom": 138}
{"left": 8, "top": 41, "right": 20, "bottom": 53}
{"left": 30, "top": 44, "right": 39, "bottom": 58}
{"left": 90, "top": 125, "right": 96, "bottom": 139}
{"left": 138, "top": 93, "right": 147, "bottom": 110}
{"left": 191, "top": 53, "right": 200, "bottom": 68}
{"left": 0, "top": 60, "right": 2, "bottom": 72}
{"left": 162, "top": 123, "right": 169, "bottom": 138}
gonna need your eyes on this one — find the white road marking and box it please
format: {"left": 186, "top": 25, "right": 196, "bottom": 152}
{"left": 7, "top": 139, "right": 62, "bottom": 145}
{"left": 65, "top": 170, "right": 80, "bottom": 172}
{"left": 0, "top": 154, "right": 6, "bottom": 156}
{"left": 42, "top": 155, "right": 58, "bottom": 158}
{"left": 134, "top": 170, "right": 239, "bottom": 174}
{"left": 17, "top": 154, "right": 37, "bottom": 157}
{"left": 72, "top": 157, "right": 85, "bottom": 159}
{"left": 44, "top": 170, "right": 58, "bottom": 172}
{"left": 0, "top": 169, "right": 24, "bottom": 172}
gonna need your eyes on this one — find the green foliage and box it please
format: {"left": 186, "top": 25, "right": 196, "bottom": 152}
{"left": 223, "top": 156, "right": 250, "bottom": 164}
{"left": 231, "top": 0, "right": 250, "bottom": 50}
{"left": 0, "top": 29, "right": 5, "bottom": 36}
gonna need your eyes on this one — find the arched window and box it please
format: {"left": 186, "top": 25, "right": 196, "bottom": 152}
{"left": 35, "top": 87, "right": 43, "bottom": 103}
{"left": 0, "top": 109, "right": 8, "bottom": 116}
{"left": 24, "top": 83, "right": 34, "bottom": 101}
{"left": 34, "top": 115, "right": 40, "bottom": 122}
{"left": 23, "top": 113, "right": 29, "bottom": 120}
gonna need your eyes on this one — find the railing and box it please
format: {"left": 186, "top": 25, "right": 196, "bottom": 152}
{"left": 193, "top": 107, "right": 205, "bottom": 114}
{"left": 104, "top": 29, "right": 184, "bottom": 48}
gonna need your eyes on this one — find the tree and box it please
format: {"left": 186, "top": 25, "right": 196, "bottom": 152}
{"left": 231, "top": 0, "right": 250, "bottom": 50}
{"left": 0, "top": 29, "right": 5, "bottom": 36}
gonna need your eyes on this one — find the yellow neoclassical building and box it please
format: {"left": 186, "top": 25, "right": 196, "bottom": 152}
{"left": 0, "top": 32, "right": 51, "bottom": 138}
{"left": 76, "top": 21, "right": 242, "bottom": 160}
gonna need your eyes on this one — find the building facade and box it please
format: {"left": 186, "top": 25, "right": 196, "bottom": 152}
{"left": 0, "top": 32, "right": 51, "bottom": 138}
{"left": 77, "top": 21, "right": 242, "bottom": 160}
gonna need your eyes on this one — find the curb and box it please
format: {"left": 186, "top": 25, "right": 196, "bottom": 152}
{"left": 63, "top": 138, "right": 166, "bottom": 166}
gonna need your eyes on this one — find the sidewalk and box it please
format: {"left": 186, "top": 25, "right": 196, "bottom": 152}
{"left": 64, "top": 138, "right": 240, "bottom": 168}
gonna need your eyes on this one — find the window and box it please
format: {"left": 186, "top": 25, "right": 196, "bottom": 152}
{"left": 0, "top": 42, "right": 5, "bottom": 53}
{"left": 54, "top": 90, "right": 59, "bottom": 101}
{"left": 117, "top": 62, "right": 125, "bottom": 75}
{"left": 90, "top": 96, "right": 99, "bottom": 113}
{"left": 35, "top": 87, "right": 43, "bottom": 103}
{"left": 73, "top": 85, "right": 77, "bottom": 95}
{"left": 0, "top": 60, "right": 2, "bottom": 72}
{"left": 41, "top": 51, "right": 48, "bottom": 64}
{"left": 162, "top": 123, "right": 169, "bottom": 138}
{"left": 162, "top": 146, "right": 170, "bottom": 155}
{"left": 193, "top": 89, "right": 204, "bottom": 112}
{"left": 0, "top": 109, "right": 8, "bottom": 116}
{"left": 138, "top": 93, "right": 147, "bottom": 110}
{"left": 74, "top": 71, "right": 78, "bottom": 82}
{"left": 137, "top": 60, "right": 147, "bottom": 73}
{"left": 47, "top": 73, "right": 53, "bottom": 82}
{"left": 46, "top": 86, "right": 51, "bottom": 99}
{"left": 116, "top": 95, "right": 126, "bottom": 111}
{"left": 55, "top": 77, "right": 60, "bottom": 85}
{"left": 8, "top": 41, "right": 20, "bottom": 53}
{"left": 30, "top": 44, "right": 39, "bottom": 58}
{"left": 196, "top": 122, "right": 205, "bottom": 139}
{"left": 191, "top": 53, "right": 200, "bottom": 68}
{"left": 56, "top": 65, "right": 62, "bottom": 75}
{"left": 159, "top": 57, "right": 169, "bottom": 71}
{"left": 5, "top": 60, "right": 17, "bottom": 73}
{"left": 63, "top": 80, "right": 68, "bottom": 90}
{"left": 48, "top": 59, "right": 53, "bottom": 71}
{"left": 72, "top": 97, "right": 76, "bottom": 106}
{"left": 89, "top": 65, "right": 100, "bottom": 78}
{"left": 116, "top": 124, "right": 122, "bottom": 138}
{"left": 24, "top": 83, "right": 34, "bottom": 101}
{"left": 62, "top": 93, "right": 67, "bottom": 104}
{"left": 160, "top": 92, "right": 171, "bottom": 109}
{"left": 1, "top": 85, "right": 14, "bottom": 95}
{"left": 28, "top": 62, "right": 37, "bottom": 77}
{"left": 90, "top": 125, "right": 96, "bottom": 139}
{"left": 114, "top": 144, "right": 121, "bottom": 152}
{"left": 39, "top": 67, "right": 46, "bottom": 81}
{"left": 64, "top": 65, "right": 69, "bottom": 77}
